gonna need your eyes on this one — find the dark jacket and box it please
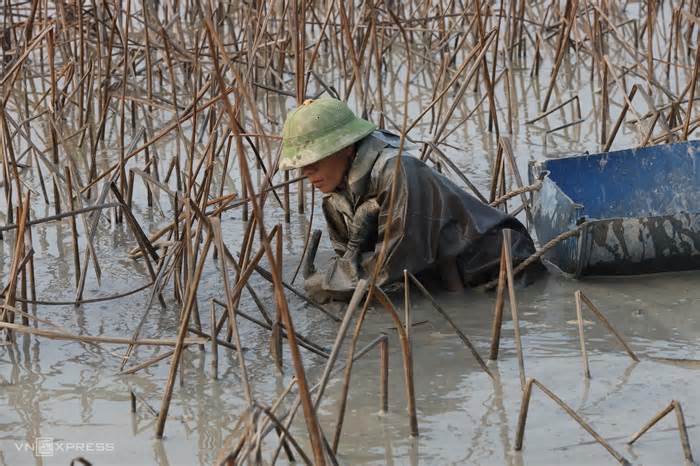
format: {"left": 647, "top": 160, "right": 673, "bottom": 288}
{"left": 316, "top": 131, "right": 538, "bottom": 293}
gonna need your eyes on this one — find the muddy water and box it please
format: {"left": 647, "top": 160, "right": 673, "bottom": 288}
{"left": 2, "top": 22, "right": 700, "bottom": 466}
{"left": 329, "top": 271, "right": 700, "bottom": 465}
{"left": 2, "top": 235, "right": 699, "bottom": 466}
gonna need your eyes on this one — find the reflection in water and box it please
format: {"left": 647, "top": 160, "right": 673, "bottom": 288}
{"left": 153, "top": 438, "right": 171, "bottom": 466}
{"left": 2, "top": 223, "right": 699, "bottom": 466}
{"left": 408, "top": 436, "right": 419, "bottom": 466}
{"left": 381, "top": 420, "right": 395, "bottom": 466}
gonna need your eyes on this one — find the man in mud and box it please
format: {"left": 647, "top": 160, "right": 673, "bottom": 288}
{"left": 279, "top": 98, "right": 541, "bottom": 302}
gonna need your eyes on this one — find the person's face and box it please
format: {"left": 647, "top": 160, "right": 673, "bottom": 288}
{"left": 300, "top": 145, "right": 353, "bottom": 193}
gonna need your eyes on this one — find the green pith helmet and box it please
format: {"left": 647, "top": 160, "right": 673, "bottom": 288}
{"left": 280, "top": 98, "right": 377, "bottom": 170}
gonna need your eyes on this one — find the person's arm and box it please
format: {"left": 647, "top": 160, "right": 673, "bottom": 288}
{"left": 303, "top": 199, "right": 382, "bottom": 301}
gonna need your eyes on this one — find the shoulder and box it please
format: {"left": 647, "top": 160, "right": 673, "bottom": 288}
{"left": 373, "top": 148, "right": 428, "bottom": 177}
{"left": 371, "top": 129, "right": 403, "bottom": 147}
{"left": 368, "top": 149, "right": 429, "bottom": 200}
{"left": 359, "top": 131, "right": 427, "bottom": 188}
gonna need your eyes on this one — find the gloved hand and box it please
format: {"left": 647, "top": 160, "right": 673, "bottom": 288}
{"left": 303, "top": 272, "right": 332, "bottom": 304}
{"left": 303, "top": 199, "right": 381, "bottom": 304}
{"left": 344, "top": 198, "right": 380, "bottom": 257}
{"left": 304, "top": 269, "right": 355, "bottom": 304}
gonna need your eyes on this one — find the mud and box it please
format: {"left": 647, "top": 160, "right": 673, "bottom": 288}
{"left": 1, "top": 239, "right": 699, "bottom": 465}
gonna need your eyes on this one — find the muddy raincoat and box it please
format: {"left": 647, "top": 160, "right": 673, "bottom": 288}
{"left": 309, "top": 131, "right": 539, "bottom": 295}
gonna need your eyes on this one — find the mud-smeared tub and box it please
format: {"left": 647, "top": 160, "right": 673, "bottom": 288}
{"left": 529, "top": 140, "right": 700, "bottom": 276}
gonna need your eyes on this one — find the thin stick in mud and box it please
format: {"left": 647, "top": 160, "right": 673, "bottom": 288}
{"left": 627, "top": 400, "right": 694, "bottom": 463}
{"left": 515, "top": 378, "right": 631, "bottom": 465}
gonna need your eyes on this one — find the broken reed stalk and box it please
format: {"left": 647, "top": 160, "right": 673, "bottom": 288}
{"left": 498, "top": 136, "right": 534, "bottom": 226}
{"left": 255, "top": 403, "right": 313, "bottom": 466}
{"left": 575, "top": 290, "right": 592, "bottom": 379}
{"left": 211, "top": 299, "right": 330, "bottom": 358}
{"left": 268, "top": 335, "right": 386, "bottom": 465}
{"left": 407, "top": 272, "right": 492, "bottom": 378}
{"left": 251, "top": 261, "right": 341, "bottom": 322}
{"left": 627, "top": 400, "right": 694, "bottom": 462}
{"left": 515, "top": 378, "right": 631, "bottom": 465}
{"left": 129, "top": 390, "right": 160, "bottom": 418}
{"left": 271, "top": 222, "right": 284, "bottom": 373}
{"left": 1, "top": 192, "right": 30, "bottom": 337}
{"left": 292, "top": 190, "right": 318, "bottom": 284}
{"left": 526, "top": 95, "right": 581, "bottom": 124}
{"left": 211, "top": 216, "right": 253, "bottom": 404}
{"left": 205, "top": 19, "right": 326, "bottom": 464}
{"left": 372, "top": 286, "right": 419, "bottom": 438}
{"left": 0, "top": 203, "right": 121, "bottom": 233}
{"left": 119, "top": 245, "right": 181, "bottom": 371}
{"left": 120, "top": 349, "right": 177, "bottom": 375}
{"left": 330, "top": 283, "right": 384, "bottom": 451}
{"left": 210, "top": 300, "right": 218, "bottom": 380}
{"left": 631, "top": 403, "right": 678, "bottom": 442}
{"left": 541, "top": 1, "right": 577, "bottom": 112}
{"left": 404, "top": 270, "right": 411, "bottom": 343}
{"left": 75, "top": 130, "right": 147, "bottom": 304}
{"left": 604, "top": 84, "right": 639, "bottom": 152}
{"left": 379, "top": 333, "right": 389, "bottom": 414}
{"left": 2, "top": 281, "right": 154, "bottom": 307}
{"left": 156, "top": 218, "right": 213, "bottom": 438}
{"left": 482, "top": 225, "right": 584, "bottom": 290}
{"left": 576, "top": 291, "right": 640, "bottom": 362}
{"left": 0, "top": 321, "right": 206, "bottom": 347}
{"left": 312, "top": 280, "right": 369, "bottom": 411}
{"left": 682, "top": 35, "right": 700, "bottom": 140}
{"left": 489, "top": 244, "right": 507, "bottom": 360}
{"left": 64, "top": 166, "right": 81, "bottom": 288}
{"left": 503, "top": 229, "right": 526, "bottom": 390}
{"left": 331, "top": 282, "right": 419, "bottom": 452}
{"left": 209, "top": 229, "right": 281, "bottom": 340}
{"left": 674, "top": 401, "right": 694, "bottom": 462}
{"left": 110, "top": 184, "right": 164, "bottom": 308}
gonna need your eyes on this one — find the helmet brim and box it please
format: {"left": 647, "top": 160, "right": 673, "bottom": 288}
{"left": 279, "top": 118, "right": 377, "bottom": 170}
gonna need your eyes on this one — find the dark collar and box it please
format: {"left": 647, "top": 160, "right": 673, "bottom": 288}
{"left": 344, "top": 133, "right": 387, "bottom": 202}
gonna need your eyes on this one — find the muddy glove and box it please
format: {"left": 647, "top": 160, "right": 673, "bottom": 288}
{"left": 303, "top": 200, "right": 381, "bottom": 302}
{"left": 303, "top": 271, "right": 333, "bottom": 304}
{"left": 344, "top": 198, "right": 380, "bottom": 259}
{"left": 332, "top": 198, "right": 381, "bottom": 285}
